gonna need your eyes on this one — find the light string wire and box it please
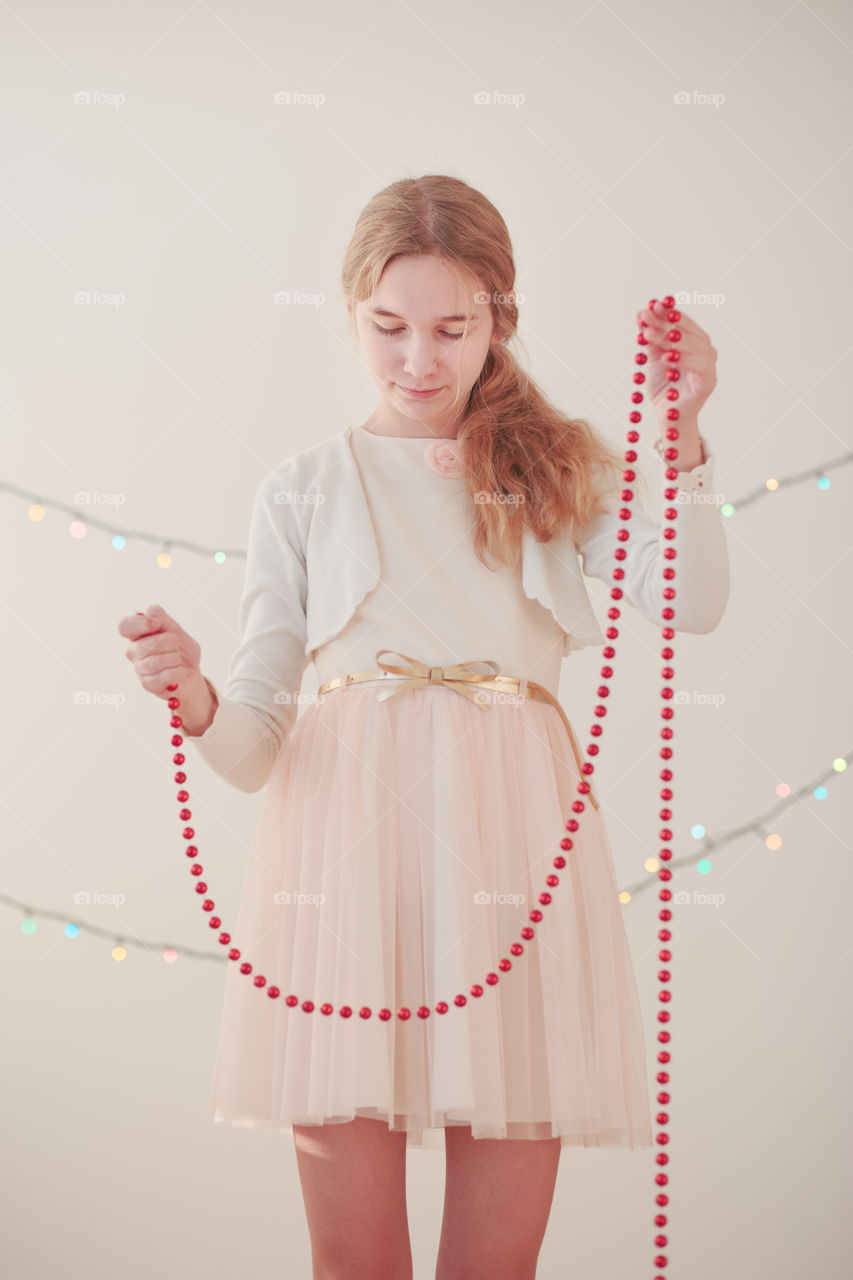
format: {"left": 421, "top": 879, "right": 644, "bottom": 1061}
{"left": 1, "top": 449, "right": 851, "bottom": 561}
{"left": 1, "top": 753, "right": 846, "bottom": 961}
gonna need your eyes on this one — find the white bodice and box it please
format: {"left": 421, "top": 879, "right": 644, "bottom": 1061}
{"left": 312, "top": 425, "right": 567, "bottom": 697}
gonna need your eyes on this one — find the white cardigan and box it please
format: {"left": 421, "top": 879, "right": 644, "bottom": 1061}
{"left": 183, "top": 425, "right": 729, "bottom": 793}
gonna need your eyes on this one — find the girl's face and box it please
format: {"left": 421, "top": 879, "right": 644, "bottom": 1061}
{"left": 349, "top": 254, "right": 501, "bottom": 438}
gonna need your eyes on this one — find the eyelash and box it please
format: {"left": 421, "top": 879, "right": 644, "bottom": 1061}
{"left": 373, "top": 323, "right": 464, "bottom": 341}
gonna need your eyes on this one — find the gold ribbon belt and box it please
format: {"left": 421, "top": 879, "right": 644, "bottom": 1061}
{"left": 316, "top": 649, "right": 598, "bottom": 811}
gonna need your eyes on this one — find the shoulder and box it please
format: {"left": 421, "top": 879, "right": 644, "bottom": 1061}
{"left": 263, "top": 426, "right": 351, "bottom": 491}
{"left": 252, "top": 427, "right": 353, "bottom": 533}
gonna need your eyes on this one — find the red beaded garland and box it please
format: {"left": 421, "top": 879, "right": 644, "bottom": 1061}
{"left": 146, "top": 292, "right": 684, "bottom": 1276}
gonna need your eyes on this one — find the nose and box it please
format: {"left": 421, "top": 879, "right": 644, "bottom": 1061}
{"left": 402, "top": 334, "right": 441, "bottom": 379}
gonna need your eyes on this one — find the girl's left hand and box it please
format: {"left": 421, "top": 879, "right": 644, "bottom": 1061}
{"left": 636, "top": 302, "right": 718, "bottom": 429}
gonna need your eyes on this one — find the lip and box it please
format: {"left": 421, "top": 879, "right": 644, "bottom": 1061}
{"left": 398, "top": 384, "right": 444, "bottom": 399}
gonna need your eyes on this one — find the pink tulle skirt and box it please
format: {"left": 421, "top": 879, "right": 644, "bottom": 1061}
{"left": 206, "top": 678, "right": 653, "bottom": 1152}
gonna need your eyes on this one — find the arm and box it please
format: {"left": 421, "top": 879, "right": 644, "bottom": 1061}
{"left": 576, "top": 433, "right": 730, "bottom": 635}
{"left": 181, "top": 461, "right": 311, "bottom": 793}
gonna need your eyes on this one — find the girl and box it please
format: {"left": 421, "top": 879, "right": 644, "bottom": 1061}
{"left": 120, "top": 174, "right": 729, "bottom": 1279}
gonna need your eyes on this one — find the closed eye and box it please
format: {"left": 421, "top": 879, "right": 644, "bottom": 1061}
{"left": 373, "top": 323, "right": 464, "bottom": 341}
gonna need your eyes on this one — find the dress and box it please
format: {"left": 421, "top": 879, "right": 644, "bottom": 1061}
{"left": 202, "top": 424, "right": 662, "bottom": 1153}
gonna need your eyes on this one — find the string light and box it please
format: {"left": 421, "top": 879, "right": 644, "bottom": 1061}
{"left": 3, "top": 448, "right": 850, "bottom": 562}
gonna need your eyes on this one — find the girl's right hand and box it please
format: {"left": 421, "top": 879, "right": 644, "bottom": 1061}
{"left": 117, "top": 604, "right": 203, "bottom": 702}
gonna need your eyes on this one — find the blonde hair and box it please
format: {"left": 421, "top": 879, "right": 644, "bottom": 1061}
{"left": 341, "top": 173, "right": 636, "bottom": 573}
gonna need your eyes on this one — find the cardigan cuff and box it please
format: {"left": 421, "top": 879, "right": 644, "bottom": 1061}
{"left": 653, "top": 433, "right": 714, "bottom": 494}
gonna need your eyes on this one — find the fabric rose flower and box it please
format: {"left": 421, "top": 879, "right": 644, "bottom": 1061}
{"left": 423, "top": 439, "right": 463, "bottom": 478}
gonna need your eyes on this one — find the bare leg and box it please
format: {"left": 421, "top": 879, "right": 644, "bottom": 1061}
{"left": 434, "top": 1125, "right": 561, "bottom": 1280}
{"left": 292, "top": 1116, "right": 412, "bottom": 1280}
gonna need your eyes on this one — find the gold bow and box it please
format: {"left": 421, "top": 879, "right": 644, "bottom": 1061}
{"left": 372, "top": 649, "right": 501, "bottom": 711}
{"left": 367, "top": 648, "right": 599, "bottom": 811}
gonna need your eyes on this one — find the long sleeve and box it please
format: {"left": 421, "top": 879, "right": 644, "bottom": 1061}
{"left": 576, "top": 433, "right": 730, "bottom": 634}
{"left": 181, "top": 461, "right": 311, "bottom": 794}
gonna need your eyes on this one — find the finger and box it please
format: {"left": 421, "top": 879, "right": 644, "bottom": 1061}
{"left": 645, "top": 305, "right": 709, "bottom": 344}
{"left": 118, "top": 614, "right": 157, "bottom": 639}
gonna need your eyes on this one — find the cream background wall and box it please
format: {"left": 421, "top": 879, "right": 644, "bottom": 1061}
{"left": 2, "top": 1, "right": 851, "bottom": 1276}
